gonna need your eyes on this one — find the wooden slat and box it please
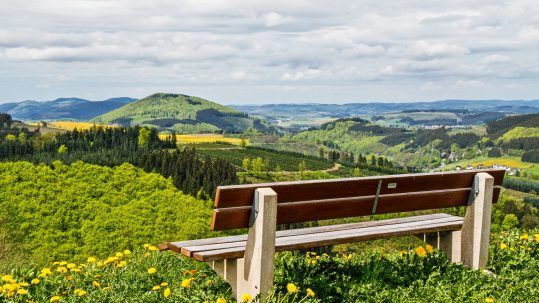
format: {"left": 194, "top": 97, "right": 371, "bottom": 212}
{"left": 214, "top": 169, "right": 505, "bottom": 208}
{"left": 195, "top": 216, "right": 464, "bottom": 261}
{"left": 172, "top": 214, "right": 454, "bottom": 256}
{"left": 211, "top": 188, "right": 490, "bottom": 230}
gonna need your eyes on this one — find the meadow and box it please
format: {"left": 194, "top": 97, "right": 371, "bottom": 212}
{"left": 1, "top": 230, "right": 538, "bottom": 302}
{"left": 44, "top": 121, "right": 108, "bottom": 131}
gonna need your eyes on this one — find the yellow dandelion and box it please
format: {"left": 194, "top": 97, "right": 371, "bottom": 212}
{"left": 59, "top": 261, "right": 67, "bottom": 266}
{"left": 87, "top": 257, "right": 97, "bottom": 263}
{"left": 499, "top": 243, "right": 507, "bottom": 250}
{"left": 92, "top": 281, "right": 100, "bottom": 288}
{"left": 160, "top": 282, "right": 169, "bottom": 287}
{"left": 241, "top": 293, "right": 252, "bottom": 302}
{"left": 56, "top": 267, "right": 68, "bottom": 274}
{"left": 415, "top": 246, "right": 427, "bottom": 257}
{"left": 50, "top": 296, "right": 61, "bottom": 302}
{"left": 216, "top": 298, "right": 227, "bottom": 303}
{"left": 1, "top": 274, "right": 13, "bottom": 282}
{"left": 534, "top": 234, "right": 539, "bottom": 242}
{"left": 67, "top": 263, "right": 76, "bottom": 269}
{"left": 485, "top": 297, "right": 494, "bottom": 303}
{"left": 307, "top": 288, "right": 315, "bottom": 297}
{"left": 181, "top": 278, "right": 193, "bottom": 288}
{"left": 116, "top": 252, "right": 124, "bottom": 258}
{"left": 70, "top": 268, "right": 82, "bottom": 273}
{"left": 65, "top": 275, "right": 74, "bottom": 281}
{"left": 164, "top": 287, "right": 171, "bottom": 298}
{"left": 287, "top": 283, "right": 298, "bottom": 293}
{"left": 152, "top": 285, "right": 161, "bottom": 291}
{"left": 74, "top": 289, "right": 87, "bottom": 297}
{"left": 117, "top": 261, "right": 127, "bottom": 268}
{"left": 17, "top": 289, "right": 28, "bottom": 295}
{"left": 425, "top": 244, "right": 434, "bottom": 253}
{"left": 520, "top": 234, "right": 529, "bottom": 241}
{"left": 123, "top": 249, "right": 132, "bottom": 255}
{"left": 147, "top": 267, "right": 157, "bottom": 275}
{"left": 31, "top": 278, "right": 40, "bottom": 285}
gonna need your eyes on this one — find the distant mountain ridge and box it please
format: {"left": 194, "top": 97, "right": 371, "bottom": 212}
{"left": 92, "top": 93, "right": 275, "bottom": 134}
{"left": 0, "top": 97, "right": 136, "bottom": 121}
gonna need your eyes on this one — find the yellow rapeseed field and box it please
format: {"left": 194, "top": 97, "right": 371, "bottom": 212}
{"left": 159, "top": 134, "right": 245, "bottom": 145}
{"left": 470, "top": 157, "right": 532, "bottom": 169}
{"left": 47, "top": 121, "right": 108, "bottom": 130}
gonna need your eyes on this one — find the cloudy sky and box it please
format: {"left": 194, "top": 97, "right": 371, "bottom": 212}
{"left": 1, "top": 0, "right": 538, "bottom": 104}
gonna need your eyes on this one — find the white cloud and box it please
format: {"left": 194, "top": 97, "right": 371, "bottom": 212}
{"left": 0, "top": 0, "right": 538, "bottom": 103}
{"left": 261, "top": 12, "right": 292, "bottom": 27}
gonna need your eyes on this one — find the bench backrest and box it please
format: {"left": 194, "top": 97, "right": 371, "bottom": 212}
{"left": 211, "top": 169, "right": 505, "bottom": 230}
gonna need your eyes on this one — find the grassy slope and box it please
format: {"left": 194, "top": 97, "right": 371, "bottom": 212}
{"left": 499, "top": 126, "right": 539, "bottom": 141}
{"left": 2, "top": 230, "right": 538, "bottom": 302}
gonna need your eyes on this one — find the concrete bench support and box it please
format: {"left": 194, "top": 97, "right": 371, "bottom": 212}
{"left": 210, "top": 187, "right": 277, "bottom": 302}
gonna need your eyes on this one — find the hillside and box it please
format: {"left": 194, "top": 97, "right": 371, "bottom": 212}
{"left": 1, "top": 230, "right": 538, "bottom": 302}
{"left": 0, "top": 97, "right": 136, "bottom": 121}
{"left": 92, "top": 93, "right": 273, "bottom": 134}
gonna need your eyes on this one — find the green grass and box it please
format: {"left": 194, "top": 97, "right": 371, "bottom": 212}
{"left": 2, "top": 230, "right": 539, "bottom": 302}
{"left": 499, "top": 127, "right": 539, "bottom": 142}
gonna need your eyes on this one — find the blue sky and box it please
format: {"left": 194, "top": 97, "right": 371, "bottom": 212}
{"left": 1, "top": 0, "right": 538, "bottom": 104}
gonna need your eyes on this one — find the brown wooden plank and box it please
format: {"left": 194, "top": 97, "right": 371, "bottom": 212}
{"left": 212, "top": 188, "right": 474, "bottom": 230}
{"left": 180, "top": 214, "right": 456, "bottom": 256}
{"left": 214, "top": 169, "right": 505, "bottom": 208}
{"left": 195, "top": 218, "right": 464, "bottom": 261}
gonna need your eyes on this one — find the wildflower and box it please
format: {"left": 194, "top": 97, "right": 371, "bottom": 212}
{"left": 117, "top": 261, "right": 127, "bottom": 268}
{"left": 499, "top": 243, "right": 507, "bottom": 250}
{"left": 190, "top": 269, "right": 197, "bottom": 275}
{"left": 160, "top": 282, "right": 169, "bottom": 287}
{"left": 116, "top": 252, "right": 124, "bottom": 258}
{"left": 164, "top": 287, "right": 171, "bottom": 298}
{"left": 17, "top": 289, "right": 28, "bottom": 295}
{"left": 307, "top": 288, "right": 315, "bottom": 297}
{"left": 40, "top": 268, "right": 53, "bottom": 277}
{"left": 181, "top": 278, "right": 193, "bottom": 288}
{"left": 123, "top": 249, "right": 132, "bottom": 255}
{"left": 92, "top": 281, "right": 100, "bottom": 288}
{"left": 534, "top": 234, "right": 539, "bottom": 242}
{"left": 19, "top": 282, "right": 28, "bottom": 287}
{"left": 415, "top": 246, "right": 427, "bottom": 257}
{"left": 152, "top": 285, "right": 161, "bottom": 291}
{"left": 520, "top": 234, "right": 529, "bottom": 241}
{"left": 56, "top": 267, "right": 68, "bottom": 274}
{"left": 425, "top": 244, "right": 434, "bottom": 253}
{"left": 31, "top": 278, "right": 40, "bottom": 285}
{"left": 67, "top": 263, "right": 76, "bottom": 269}
{"left": 147, "top": 267, "right": 157, "bottom": 275}
{"left": 74, "top": 289, "right": 87, "bottom": 297}
{"left": 216, "top": 298, "right": 227, "bottom": 303}
{"left": 485, "top": 298, "right": 494, "bottom": 303}
{"left": 50, "top": 296, "right": 61, "bottom": 302}
{"left": 241, "top": 293, "right": 252, "bottom": 302}
{"left": 70, "top": 268, "right": 82, "bottom": 273}
{"left": 287, "top": 283, "right": 298, "bottom": 293}
{"left": 66, "top": 275, "right": 74, "bottom": 281}
{"left": 59, "top": 261, "right": 67, "bottom": 266}
{"left": 87, "top": 257, "right": 97, "bottom": 263}
{"left": 102, "top": 286, "right": 112, "bottom": 291}
{"left": 1, "top": 275, "right": 13, "bottom": 282}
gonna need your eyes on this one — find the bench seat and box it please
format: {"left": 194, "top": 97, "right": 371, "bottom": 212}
{"left": 161, "top": 213, "right": 463, "bottom": 262}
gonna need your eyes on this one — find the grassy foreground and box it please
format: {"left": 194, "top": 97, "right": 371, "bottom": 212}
{"left": 2, "top": 230, "right": 539, "bottom": 303}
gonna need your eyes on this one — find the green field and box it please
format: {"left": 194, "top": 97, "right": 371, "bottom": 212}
{"left": 197, "top": 147, "right": 334, "bottom": 172}
{"left": 443, "top": 155, "right": 539, "bottom": 175}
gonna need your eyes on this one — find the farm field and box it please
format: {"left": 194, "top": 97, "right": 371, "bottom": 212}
{"left": 444, "top": 156, "right": 537, "bottom": 171}
{"left": 159, "top": 134, "right": 245, "bottom": 145}
{"left": 197, "top": 146, "right": 333, "bottom": 171}
{"left": 46, "top": 121, "right": 108, "bottom": 130}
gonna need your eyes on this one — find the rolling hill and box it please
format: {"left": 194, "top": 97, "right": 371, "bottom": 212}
{"left": 92, "top": 93, "right": 274, "bottom": 134}
{"left": 0, "top": 97, "right": 136, "bottom": 121}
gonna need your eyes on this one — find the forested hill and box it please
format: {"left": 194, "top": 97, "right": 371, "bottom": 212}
{"left": 92, "top": 93, "right": 275, "bottom": 134}
{"left": 0, "top": 97, "right": 136, "bottom": 121}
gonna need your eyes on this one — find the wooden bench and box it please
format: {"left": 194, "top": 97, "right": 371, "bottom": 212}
{"left": 160, "top": 169, "right": 505, "bottom": 302}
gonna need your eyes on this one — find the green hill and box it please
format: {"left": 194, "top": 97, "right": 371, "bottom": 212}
{"left": 91, "top": 93, "right": 273, "bottom": 134}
